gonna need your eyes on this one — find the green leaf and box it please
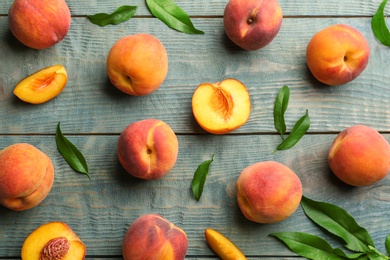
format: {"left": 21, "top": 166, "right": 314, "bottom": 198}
{"left": 385, "top": 234, "right": 390, "bottom": 255}
{"left": 270, "top": 232, "right": 365, "bottom": 260}
{"left": 301, "top": 196, "right": 374, "bottom": 253}
{"left": 56, "top": 122, "right": 90, "bottom": 179}
{"left": 367, "top": 245, "right": 389, "bottom": 260}
{"left": 275, "top": 110, "right": 310, "bottom": 151}
{"left": 191, "top": 154, "right": 215, "bottom": 201}
{"left": 372, "top": 0, "right": 390, "bottom": 47}
{"left": 146, "top": 0, "right": 204, "bottom": 34}
{"left": 87, "top": 5, "right": 137, "bottom": 27}
{"left": 274, "top": 85, "right": 290, "bottom": 140}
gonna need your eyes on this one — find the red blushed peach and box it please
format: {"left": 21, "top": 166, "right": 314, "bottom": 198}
{"left": 122, "top": 214, "right": 188, "bottom": 260}
{"left": 223, "top": 0, "right": 283, "bottom": 50}
{"left": 236, "top": 161, "right": 302, "bottom": 224}
{"left": 8, "top": 0, "right": 71, "bottom": 49}
{"left": 328, "top": 125, "right": 390, "bottom": 186}
{"left": 306, "top": 24, "right": 370, "bottom": 86}
{"left": 118, "top": 119, "right": 179, "bottom": 180}
{"left": 107, "top": 34, "right": 168, "bottom": 96}
{"left": 0, "top": 143, "right": 54, "bottom": 211}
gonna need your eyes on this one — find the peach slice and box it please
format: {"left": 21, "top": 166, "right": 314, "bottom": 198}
{"left": 192, "top": 78, "right": 251, "bottom": 134}
{"left": 13, "top": 64, "right": 67, "bottom": 104}
{"left": 205, "top": 228, "right": 247, "bottom": 260}
{"left": 21, "top": 222, "right": 86, "bottom": 260}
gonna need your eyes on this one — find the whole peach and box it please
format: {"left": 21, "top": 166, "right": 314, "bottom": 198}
{"left": 118, "top": 119, "right": 178, "bottom": 180}
{"left": 122, "top": 214, "right": 188, "bottom": 260}
{"left": 8, "top": 0, "right": 71, "bottom": 49}
{"left": 223, "top": 0, "right": 283, "bottom": 50}
{"left": 236, "top": 161, "right": 302, "bottom": 224}
{"left": 328, "top": 125, "right": 390, "bottom": 186}
{"left": 0, "top": 143, "right": 54, "bottom": 211}
{"left": 107, "top": 34, "right": 168, "bottom": 96}
{"left": 306, "top": 24, "right": 370, "bottom": 86}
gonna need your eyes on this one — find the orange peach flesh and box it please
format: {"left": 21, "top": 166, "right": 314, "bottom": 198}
{"left": 328, "top": 125, "right": 390, "bottom": 186}
{"left": 21, "top": 222, "right": 86, "bottom": 260}
{"left": 192, "top": 78, "right": 251, "bottom": 134}
{"left": 123, "top": 214, "right": 188, "bottom": 260}
{"left": 306, "top": 24, "right": 370, "bottom": 86}
{"left": 0, "top": 143, "right": 54, "bottom": 211}
{"left": 205, "top": 228, "right": 246, "bottom": 260}
{"left": 13, "top": 65, "right": 68, "bottom": 104}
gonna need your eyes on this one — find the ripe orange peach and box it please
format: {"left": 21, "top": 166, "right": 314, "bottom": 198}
{"left": 8, "top": 0, "right": 71, "bottom": 49}
{"left": 118, "top": 119, "right": 179, "bottom": 180}
{"left": 107, "top": 34, "right": 168, "bottom": 96}
{"left": 0, "top": 143, "right": 54, "bottom": 211}
{"left": 328, "top": 125, "right": 390, "bottom": 186}
{"left": 13, "top": 64, "right": 68, "bottom": 104}
{"left": 236, "top": 161, "right": 302, "bottom": 224}
{"left": 192, "top": 78, "right": 251, "bottom": 134}
{"left": 223, "top": 0, "right": 283, "bottom": 50}
{"left": 122, "top": 214, "right": 188, "bottom": 260}
{"left": 21, "top": 222, "right": 86, "bottom": 260}
{"left": 306, "top": 24, "right": 370, "bottom": 86}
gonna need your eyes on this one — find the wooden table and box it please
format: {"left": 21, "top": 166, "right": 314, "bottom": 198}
{"left": 1, "top": 1, "right": 390, "bottom": 259}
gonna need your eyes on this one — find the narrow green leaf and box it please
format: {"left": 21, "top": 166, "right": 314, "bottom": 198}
{"left": 87, "top": 5, "right": 137, "bottom": 27}
{"left": 275, "top": 110, "right": 310, "bottom": 151}
{"left": 367, "top": 245, "right": 389, "bottom": 260}
{"left": 56, "top": 122, "right": 90, "bottom": 179}
{"left": 372, "top": 0, "right": 390, "bottom": 46}
{"left": 146, "top": 0, "right": 204, "bottom": 34}
{"left": 385, "top": 234, "right": 390, "bottom": 255}
{"left": 191, "top": 154, "right": 215, "bottom": 201}
{"left": 274, "top": 85, "right": 290, "bottom": 140}
{"left": 270, "top": 232, "right": 365, "bottom": 260}
{"left": 301, "top": 196, "right": 374, "bottom": 253}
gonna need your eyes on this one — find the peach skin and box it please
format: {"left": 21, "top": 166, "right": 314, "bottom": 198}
{"left": 192, "top": 78, "right": 251, "bottom": 134}
{"left": 0, "top": 143, "right": 54, "bottom": 211}
{"left": 223, "top": 0, "right": 283, "bottom": 50}
{"left": 21, "top": 222, "right": 86, "bottom": 260}
{"left": 107, "top": 33, "right": 168, "bottom": 96}
{"left": 306, "top": 24, "right": 370, "bottom": 86}
{"left": 13, "top": 64, "right": 68, "bottom": 104}
{"left": 236, "top": 161, "right": 302, "bottom": 223}
{"left": 122, "top": 214, "right": 188, "bottom": 260}
{"left": 118, "top": 119, "right": 179, "bottom": 180}
{"left": 328, "top": 125, "right": 390, "bottom": 186}
{"left": 8, "top": 0, "right": 71, "bottom": 49}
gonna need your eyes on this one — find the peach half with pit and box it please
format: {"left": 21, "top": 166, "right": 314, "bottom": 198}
{"left": 122, "top": 214, "right": 188, "bottom": 260}
{"left": 328, "top": 125, "right": 390, "bottom": 186}
{"left": 306, "top": 24, "right": 370, "bottom": 86}
{"left": 8, "top": 0, "right": 71, "bottom": 49}
{"left": 192, "top": 78, "right": 251, "bottom": 134}
{"left": 0, "top": 143, "right": 54, "bottom": 211}
{"left": 236, "top": 161, "right": 302, "bottom": 224}
{"left": 13, "top": 64, "right": 68, "bottom": 104}
{"left": 223, "top": 0, "right": 283, "bottom": 50}
{"left": 21, "top": 222, "right": 86, "bottom": 260}
{"left": 118, "top": 119, "right": 179, "bottom": 180}
{"left": 107, "top": 33, "right": 168, "bottom": 96}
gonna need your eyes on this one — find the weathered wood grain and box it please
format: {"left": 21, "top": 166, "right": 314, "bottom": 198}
{"left": 1, "top": 17, "right": 389, "bottom": 134}
{"left": 0, "top": 0, "right": 389, "bottom": 16}
{"left": 0, "top": 134, "right": 389, "bottom": 258}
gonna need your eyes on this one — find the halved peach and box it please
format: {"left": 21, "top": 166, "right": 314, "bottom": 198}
{"left": 13, "top": 64, "right": 67, "bottom": 104}
{"left": 192, "top": 78, "right": 251, "bottom": 134}
{"left": 205, "top": 228, "right": 247, "bottom": 260}
{"left": 21, "top": 222, "right": 86, "bottom": 260}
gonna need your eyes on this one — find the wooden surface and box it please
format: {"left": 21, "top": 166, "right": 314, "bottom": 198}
{"left": 0, "top": 0, "right": 390, "bottom": 259}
